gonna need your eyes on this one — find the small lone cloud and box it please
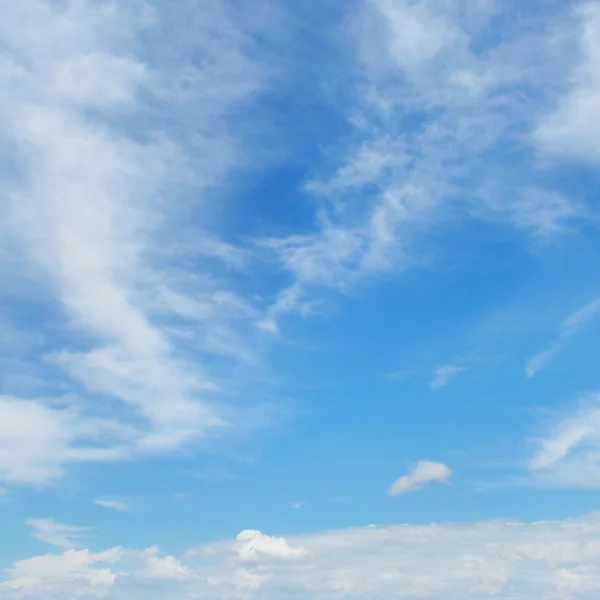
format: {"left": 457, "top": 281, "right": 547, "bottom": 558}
{"left": 430, "top": 364, "right": 465, "bottom": 389}
{"left": 94, "top": 499, "right": 130, "bottom": 512}
{"left": 388, "top": 460, "right": 452, "bottom": 496}
{"left": 291, "top": 501, "right": 304, "bottom": 510}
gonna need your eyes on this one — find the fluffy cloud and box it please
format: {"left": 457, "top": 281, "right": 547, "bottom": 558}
{"left": 2, "top": 547, "right": 122, "bottom": 596}
{"left": 6, "top": 514, "right": 600, "bottom": 598}
{"left": 235, "top": 530, "right": 310, "bottom": 563}
{"left": 388, "top": 460, "right": 452, "bottom": 496}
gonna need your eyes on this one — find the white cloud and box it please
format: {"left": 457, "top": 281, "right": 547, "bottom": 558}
{"left": 0, "top": 0, "right": 276, "bottom": 485}
{"left": 291, "top": 501, "right": 304, "bottom": 510}
{"left": 529, "top": 393, "right": 600, "bottom": 488}
{"left": 430, "top": 364, "right": 466, "bottom": 389}
{"left": 536, "top": 3, "right": 600, "bottom": 162}
{"left": 388, "top": 460, "right": 451, "bottom": 496}
{"left": 8, "top": 514, "right": 600, "bottom": 598}
{"left": 94, "top": 500, "right": 129, "bottom": 512}
{"left": 260, "top": 0, "right": 585, "bottom": 330}
{"left": 2, "top": 548, "right": 122, "bottom": 597}
{"left": 26, "top": 519, "right": 88, "bottom": 549}
{"left": 140, "top": 548, "right": 193, "bottom": 581}
{"left": 525, "top": 298, "right": 600, "bottom": 377}
{"left": 235, "top": 530, "right": 310, "bottom": 563}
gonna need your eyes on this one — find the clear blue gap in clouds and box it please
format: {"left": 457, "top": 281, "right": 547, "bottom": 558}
{"left": 1, "top": 0, "right": 600, "bottom": 598}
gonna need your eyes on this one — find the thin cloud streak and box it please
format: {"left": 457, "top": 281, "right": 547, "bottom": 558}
{"left": 26, "top": 518, "right": 88, "bottom": 549}
{"left": 525, "top": 298, "right": 600, "bottom": 377}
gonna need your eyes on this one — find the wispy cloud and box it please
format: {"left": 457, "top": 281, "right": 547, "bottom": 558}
{"left": 0, "top": 0, "right": 277, "bottom": 484}
{"left": 525, "top": 298, "right": 600, "bottom": 377}
{"left": 388, "top": 460, "right": 451, "bottom": 496}
{"left": 258, "top": 0, "right": 586, "bottom": 331}
{"left": 26, "top": 518, "right": 88, "bottom": 549}
{"left": 430, "top": 364, "right": 466, "bottom": 389}
{"left": 535, "top": 3, "right": 600, "bottom": 163}
{"left": 528, "top": 393, "right": 600, "bottom": 488}
{"left": 94, "top": 500, "right": 130, "bottom": 512}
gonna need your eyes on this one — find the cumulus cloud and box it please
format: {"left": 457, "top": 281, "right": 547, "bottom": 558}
{"left": 388, "top": 460, "right": 452, "bottom": 496}
{"left": 26, "top": 519, "right": 88, "bottom": 549}
{"left": 140, "top": 548, "right": 193, "bottom": 581}
{"left": 235, "top": 530, "right": 310, "bottom": 563}
{"left": 94, "top": 500, "right": 130, "bottom": 512}
{"left": 525, "top": 298, "right": 600, "bottom": 377}
{"left": 7, "top": 514, "right": 600, "bottom": 598}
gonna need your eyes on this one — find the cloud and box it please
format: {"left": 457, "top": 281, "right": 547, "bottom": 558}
{"left": 430, "top": 364, "right": 466, "bottom": 389}
{"left": 235, "top": 530, "right": 310, "bottom": 563}
{"left": 525, "top": 298, "right": 600, "bottom": 377}
{"left": 8, "top": 514, "right": 600, "bottom": 598}
{"left": 291, "top": 501, "right": 304, "bottom": 510}
{"left": 26, "top": 519, "right": 88, "bottom": 549}
{"left": 0, "top": 0, "right": 277, "bottom": 484}
{"left": 535, "top": 3, "right": 600, "bottom": 162}
{"left": 140, "top": 548, "right": 193, "bottom": 581}
{"left": 388, "top": 460, "right": 452, "bottom": 496}
{"left": 94, "top": 500, "right": 130, "bottom": 512}
{"left": 2, "top": 548, "right": 122, "bottom": 596}
{"left": 529, "top": 393, "right": 600, "bottom": 488}
{"left": 259, "top": 0, "right": 586, "bottom": 331}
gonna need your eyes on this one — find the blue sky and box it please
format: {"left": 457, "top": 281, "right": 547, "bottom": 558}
{"left": 2, "top": 0, "right": 600, "bottom": 597}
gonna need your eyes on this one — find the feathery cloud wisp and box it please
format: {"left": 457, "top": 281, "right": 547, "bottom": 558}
{"left": 525, "top": 298, "right": 600, "bottom": 377}
{"left": 26, "top": 518, "right": 88, "bottom": 549}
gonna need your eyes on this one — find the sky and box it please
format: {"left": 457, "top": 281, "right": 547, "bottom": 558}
{"left": 1, "top": 0, "right": 600, "bottom": 598}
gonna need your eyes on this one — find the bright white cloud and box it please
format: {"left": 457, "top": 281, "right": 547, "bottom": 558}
{"left": 235, "top": 530, "right": 310, "bottom": 563}
{"left": 26, "top": 519, "right": 88, "bottom": 549}
{"left": 525, "top": 298, "right": 600, "bottom": 377}
{"left": 388, "top": 460, "right": 452, "bottom": 496}
{"left": 7, "top": 514, "right": 600, "bottom": 598}
{"left": 536, "top": 3, "right": 600, "bottom": 162}
{"left": 94, "top": 500, "right": 130, "bottom": 512}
